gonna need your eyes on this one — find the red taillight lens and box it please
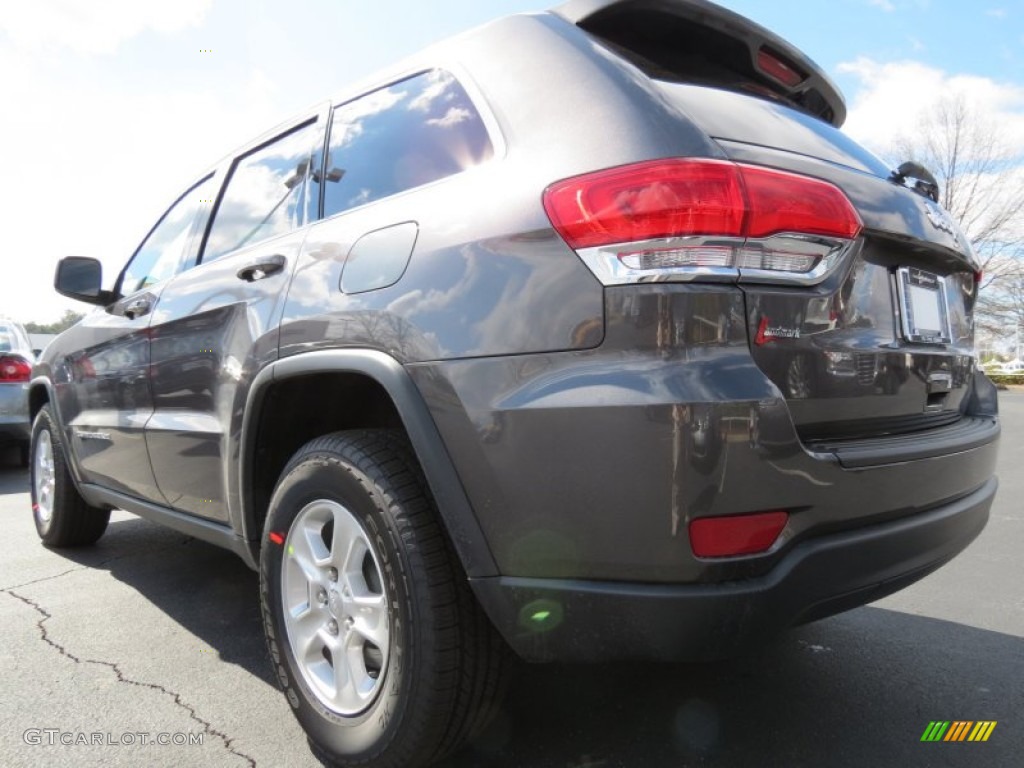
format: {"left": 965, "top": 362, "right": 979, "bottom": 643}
{"left": 543, "top": 159, "right": 861, "bottom": 250}
{"left": 543, "top": 159, "right": 745, "bottom": 249}
{"left": 741, "top": 165, "right": 863, "bottom": 240}
{"left": 689, "top": 510, "right": 789, "bottom": 558}
{"left": 0, "top": 355, "right": 32, "bottom": 382}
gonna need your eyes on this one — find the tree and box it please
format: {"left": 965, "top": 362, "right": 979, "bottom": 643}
{"left": 888, "top": 95, "right": 1024, "bottom": 350}
{"left": 25, "top": 310, "right": 84, "bottom": 335}
{"left": 978, "top": 261, "right": 1024, "bottom": 359}
{"left": 888, "top": 94, "right": 1024, "bottom": 354}
{"left": 891, "top": 96, "right": 1024, "bottom": 285}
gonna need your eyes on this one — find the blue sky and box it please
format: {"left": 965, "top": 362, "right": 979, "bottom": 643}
{"left": 731, "top": 0, "right": 1024, "bottom": 89}
{"left": 1, "top": 0, "right": 1022, "bottom": 322}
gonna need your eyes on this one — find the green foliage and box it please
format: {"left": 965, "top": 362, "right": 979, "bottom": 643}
{"left": 24, "top": 310, "right": 84, "bottom": 334}
{"left": 986, "top": 373, "right": 1024, "bottom": 386}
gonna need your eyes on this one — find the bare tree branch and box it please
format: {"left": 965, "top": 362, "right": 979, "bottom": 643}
{"left": 888, "top": 95, "right": 1024, "bottom": 352}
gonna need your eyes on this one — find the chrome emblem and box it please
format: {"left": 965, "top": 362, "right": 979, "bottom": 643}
{"left": 924, "top": 200, "right": 957, "bottom": 237}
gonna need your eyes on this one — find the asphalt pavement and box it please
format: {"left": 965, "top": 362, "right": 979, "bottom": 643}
{"left": 1, "top": 394, "right": 1021, "bottom": 768}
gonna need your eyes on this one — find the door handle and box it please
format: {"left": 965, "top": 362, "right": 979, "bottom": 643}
{"left": 123, "top": 297, "right": 152, "bottom": 319}
{"left": 237, "top": 254, "right": 287, "bottom": 282}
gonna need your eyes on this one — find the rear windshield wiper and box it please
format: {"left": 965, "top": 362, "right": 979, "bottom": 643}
{"left": 888, "top": 161, "right": 940, "bottom": 203}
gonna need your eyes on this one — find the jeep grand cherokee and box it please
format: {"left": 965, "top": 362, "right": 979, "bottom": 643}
{"left": 30, "top": 1, "right": 1000, "bottom": 766}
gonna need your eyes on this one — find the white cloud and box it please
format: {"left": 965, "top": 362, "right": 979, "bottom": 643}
{"left": 428, "top": 106, "right": 472, "bottom": 128}
{"left": 0, "top": 40, "right": 283, "bottom": 323}
{"left": 0, "top": 0, "right": 212, "bottom": 54}
{"left": 838, "top": 58, "right": 1024, "bottom": 152}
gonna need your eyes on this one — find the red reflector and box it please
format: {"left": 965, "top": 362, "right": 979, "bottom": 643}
{"left": 974, "top": 270, "right": 984, "bottom": 287}
{"left": 268, "top": 531, "right": 285, "bottom": 546}
{"left": 757, "top": 47, "right": 805, "bottom": 87}
{"left": 689, "top": 511, "right": 789, "bottom": 558}
{"left": 0, "top": 355, "right": 32, "bottom": 382}
{"left": 543, "top": 160, "right": 861, "bottom": 250}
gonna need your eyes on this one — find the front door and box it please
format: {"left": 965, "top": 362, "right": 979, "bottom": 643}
{"left": 59, "top": 175, "right": 215, "bottom": 501}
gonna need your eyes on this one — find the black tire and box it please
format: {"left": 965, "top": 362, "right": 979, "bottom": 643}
{"left": 30, "top": 405, "right": 110, "bottom": 547}
{"left": 260, "top": 430, "right": 508, "bottom": 768}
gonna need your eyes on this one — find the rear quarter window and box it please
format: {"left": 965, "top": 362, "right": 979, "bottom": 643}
{"left": 321, "top": 70, "right": 493, "bottom": 218}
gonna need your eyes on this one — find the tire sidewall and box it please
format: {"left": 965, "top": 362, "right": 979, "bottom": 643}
{"left": 30, "top": 407, "right": 57, "bottom": 538}
{"left": 260, "top": 452, "right": 420, "bottom": 761}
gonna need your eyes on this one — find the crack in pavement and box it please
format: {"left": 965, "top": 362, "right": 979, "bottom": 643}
{"left": 3, "top": 578, "right": 256, "bottom": 768}
{"left": 0, "top": 536, "right": 195, "bottom": 593}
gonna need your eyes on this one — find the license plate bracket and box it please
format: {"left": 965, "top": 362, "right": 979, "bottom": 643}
{"left": 897, "top": 267, "right": 951, "bottom": 344}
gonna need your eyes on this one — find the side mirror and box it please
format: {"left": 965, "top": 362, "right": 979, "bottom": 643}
{"left": 55, "top": 257, "right": 116, "bottom": 306}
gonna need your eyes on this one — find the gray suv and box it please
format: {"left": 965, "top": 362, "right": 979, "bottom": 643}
{"left": 30, "top": 1, "right": 1000, "bottom": 766}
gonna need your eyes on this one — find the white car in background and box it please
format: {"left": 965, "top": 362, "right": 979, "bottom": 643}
{"left": 999, "top": 360, "right": 1024, "bottom": 376}
{"left": 0, "top": 317, "right": 34, "bottom": 465}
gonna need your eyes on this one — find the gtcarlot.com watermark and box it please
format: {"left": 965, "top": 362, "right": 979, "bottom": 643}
{"left": 24, "top": 729, "right": 204, "bottom": 747}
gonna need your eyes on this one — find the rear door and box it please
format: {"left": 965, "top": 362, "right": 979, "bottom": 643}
{"left": 144, "top": 113, "right": 323, "bottom": 523}
{"left": 58, "top": 176, "right": 214, "bottom": 500}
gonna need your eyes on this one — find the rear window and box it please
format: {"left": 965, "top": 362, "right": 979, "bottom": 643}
{"left": 321, "top": 70, "right": 493, "bottom": 218}
{"left": 658, "top": 82, "right": 891, "bottom": 178}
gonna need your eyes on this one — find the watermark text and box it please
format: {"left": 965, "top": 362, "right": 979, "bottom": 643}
{"left": 23, "top": 729, "right": 204, "bottom": 747}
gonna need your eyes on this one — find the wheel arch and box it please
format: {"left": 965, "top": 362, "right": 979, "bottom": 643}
{"left": 240, "top": 349, "right": 498, "bottom": 577}
{"left": 28, "top": 378, "right": 53, "bottom": 422}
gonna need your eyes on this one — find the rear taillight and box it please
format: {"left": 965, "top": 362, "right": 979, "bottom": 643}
{"left": 740, "top": 164, "right": 861, "bottom": 240}
{"left": 543, "top": 160, "right": 746, "bottom": 248}
{"left": 543, "top": 159, "right": 862, "bottom": 286}
{"left": 0, "top": 355, "right": 32, "bottom": 383}
{"left": 689, "top": 510, "right": 789, "bottom": 558}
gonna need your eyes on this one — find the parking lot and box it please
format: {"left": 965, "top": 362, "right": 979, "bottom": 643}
{"left": 1, "top": 393, "right": 1021, "bottom": 768}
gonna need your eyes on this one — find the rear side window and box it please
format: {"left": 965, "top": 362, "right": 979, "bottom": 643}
{"left": 202, "top": 120, "right": 318, "bottom": 263}
{"left": 321, "top": 70, "right": 493, "bottom": 218}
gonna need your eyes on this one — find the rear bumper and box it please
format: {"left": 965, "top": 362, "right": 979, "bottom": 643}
{"left": 471, "top": 476, "right": 996, "bottom": 662}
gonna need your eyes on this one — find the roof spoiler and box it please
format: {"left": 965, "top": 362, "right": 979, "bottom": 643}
{"left": 554, "top": 0, "right": 847, "bottom": 127}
